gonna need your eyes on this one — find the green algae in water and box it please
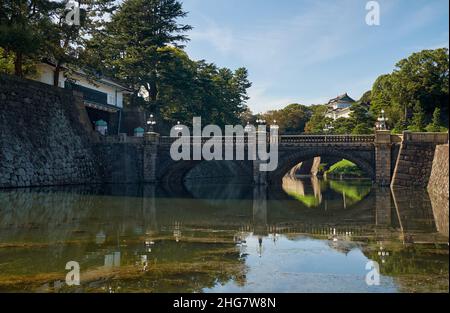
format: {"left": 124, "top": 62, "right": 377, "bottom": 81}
{"left": 0, "top": 179, "right": 448, "bottom": 293}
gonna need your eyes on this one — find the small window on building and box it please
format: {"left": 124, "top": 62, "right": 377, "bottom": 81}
{"left": 108, "top": 94, "right": 114, "bottom": 105}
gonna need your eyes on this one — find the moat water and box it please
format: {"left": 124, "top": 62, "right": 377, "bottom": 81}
{"left": 0, "top": 177, "right": 448, "bottom": 293}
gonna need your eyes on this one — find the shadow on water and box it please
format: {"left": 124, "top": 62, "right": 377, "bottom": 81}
{"left": 0, "top": 177, "right": 447, "bottom": 292}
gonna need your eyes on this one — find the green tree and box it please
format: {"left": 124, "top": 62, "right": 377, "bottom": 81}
{"left": 370, "top": 74, "right": 403, "bottom": 130}
{"left": 393, "top": 48, "right": 449, "bottom": 119}
{"left": 239, "top": 107, "right": 255, "bottom": 125}
{"left": 352, "top": 123, "right": 372, "bottom": 135}
{"left": 0, "top": 47, "right": 15, "bottom": 74}
{"left": 359, "top": 90, "right": 372, "bottom": 106}
{"left": 305, "top": 105, "right": 331, "bottom": 134}
{"left": 155, "top": 47, "right": 251, "bottom": 130}
{"left": 349, "top": 102, "right": 374, "bottom": 134}
{"left": 0, "top": 0, "right": 58, "bottom": 76}
{"left": 332, "top": 117, "right": 355, "bottom": 134}
{"left": 426, "top": 107, "right": 445, "bottom": 132}
{"left": 42, "top": 1, "right": 117, "bottom": 86}
{"left": 262, "top": 103, "right": 312, "bottom": 134}
{"left": 85, "top": 0, "right": 192, "bottom": 108}
{"left": 370, "top": 48, "right": 449, "bottom": 131}
{"left": 408, "top": 102, "right": 426, "bottom": 132}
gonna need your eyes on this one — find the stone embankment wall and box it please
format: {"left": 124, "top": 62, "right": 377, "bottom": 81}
{"left": 391, "top": 132, "right": 449, "bottom": 188}
{"left": 0, "top": 75, "right": 100, "bottom": 188}
{"left": 95, "top": 141, "right": 144, "bottom": 184}
{"left": 427, "top": 144, "right": 449, "bottom": 237}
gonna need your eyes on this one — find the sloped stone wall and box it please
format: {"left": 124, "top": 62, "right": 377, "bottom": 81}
{"left": 428, "top": 144, "right": 449, "bottom": 197}
{"left": 391, "top": 142, "right": 436, "bottom": 188}
{"left": 391, "top": 132, "right": 449, "bottom": 188}
{"left": 95, "top": 142, "right": 144, "bottom": 184}
{"left": 427, "top": 144, "right": 449, "bottom": 236}
{"left": 0, "top": 75, "right": 100, "bottom": 188}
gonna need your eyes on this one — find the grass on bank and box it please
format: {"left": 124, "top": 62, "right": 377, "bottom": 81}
{"left": 326, "top": 159, "right": 365, "bottom": 178}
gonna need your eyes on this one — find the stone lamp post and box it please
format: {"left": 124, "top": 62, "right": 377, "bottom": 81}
{"left": 256, "top": 118, "right": 266, "bottom": 128}
{"left": 143, "top": 114, "right": 159, "bottom": 184}
{"left": 253, "top": 118, "right": 268, "bottom": 185}
{"left": 146, "top": 114, "right": 157, "bottom": 133}
{"left": 377, "top": 109, "right": 389, "bottom": 130}
{"left": 270, "top": 120, "right": 279, "bottom": 130}
{"left": 244, "top": 121, "right": 253, "bottom": 132}
{"left": 269, "top": 120, "right": 280, "bottom": 144}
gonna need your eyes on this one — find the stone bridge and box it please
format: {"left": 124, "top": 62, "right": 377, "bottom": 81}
{"left": 144, "top": 131, "right": 394, "bottom": 186}
{"left": 99, "top": 130, "right": 447, "bottom": 188}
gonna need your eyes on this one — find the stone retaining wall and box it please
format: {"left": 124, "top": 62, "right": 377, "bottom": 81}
{"left": 391, "top": 132, "right": 449, "bottom": 188}
{"left": 95, "top": 143, "right": 144, "bottom": 184}
{"left": 0, "top": 74, "right": 100, "bottom": 187}
{"left": 427, "top": 144, "right": 449, "bottom": 236}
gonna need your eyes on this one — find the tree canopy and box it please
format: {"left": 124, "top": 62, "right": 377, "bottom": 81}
{"left": 80, "top": 0, "right": 251, "bottom": 130}
{"left": 0, "top": 0, "right": 59, "bottom": 76}
{"left": 1, "top": 0, "right": 252, "bottom": 133}
{"left": 262, "top": 103, "right": 312, "bottom": 134}
{"left": 1, "top": 2, "right": 447, "bottom": 135}
{"left": 303, "top": 48, "right": 448, "bottom": 135}
{"left": 371, "top": 48, "right": 449, "bottom": 132}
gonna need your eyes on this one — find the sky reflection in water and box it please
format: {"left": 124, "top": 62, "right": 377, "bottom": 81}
{"left": 0, "top": 177, "right": 447, "bottom": 293}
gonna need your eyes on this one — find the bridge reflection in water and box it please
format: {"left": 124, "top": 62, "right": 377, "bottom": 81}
{"left": 0, "top": 180, "right": 447, "bottom": 292}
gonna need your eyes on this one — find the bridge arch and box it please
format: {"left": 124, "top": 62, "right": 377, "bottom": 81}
{"left": 267, "top": 147, "right": 376, "bottom": 184}
{"left": 155, "top": 136, "right": 377, "bottom": 186}
{"left": 157, "top": 158, "right": 253, "bottom": 187}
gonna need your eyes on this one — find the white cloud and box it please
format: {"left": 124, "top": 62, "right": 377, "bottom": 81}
{"left": 189, "top": 22, "right": 234, "bottom": 54}
{"left": 185, "top": 0, "right": 448, "bottom": 112}
{"left": 187, "top": 1, "right": 373, "bottom": 112}
{"left": 247, "top": 85, "right": 298, "bottom": 113}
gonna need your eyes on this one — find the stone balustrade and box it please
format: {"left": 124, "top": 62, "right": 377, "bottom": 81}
{"left": 158, "top": 134, "right": 376, "bottom": 146}
{"left": 403, "top": 131, "right": 449, "bottom": 143}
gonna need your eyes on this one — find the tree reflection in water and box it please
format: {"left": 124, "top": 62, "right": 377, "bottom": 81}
{"left": 0, "top": 181, "right": 447, "bottom": 292}
{"left": 281, "top": 176, "right": 371, "bottom": 208}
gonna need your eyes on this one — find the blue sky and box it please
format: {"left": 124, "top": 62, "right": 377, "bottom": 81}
{"left": 181, "top": 0, "right": 449, "bottom": 113}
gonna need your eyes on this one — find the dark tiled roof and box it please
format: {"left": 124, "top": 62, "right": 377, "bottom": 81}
{"left": 328, "top": 93, "right": 355, "bottom": 104}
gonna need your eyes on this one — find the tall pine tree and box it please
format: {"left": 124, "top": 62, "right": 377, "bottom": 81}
{"left": 0, "top": 0, "right": 58, "bottom": 76}
{"left": 85, "top": 0, "right": 192, "bottom": 109}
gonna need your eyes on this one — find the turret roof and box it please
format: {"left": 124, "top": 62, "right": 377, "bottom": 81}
{"left": 328, "top": 93, "right": 356, "bottom": 104}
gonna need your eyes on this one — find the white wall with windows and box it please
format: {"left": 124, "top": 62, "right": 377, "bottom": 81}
{"left": 31, "top": 63, "right": 127, "bottom": 108}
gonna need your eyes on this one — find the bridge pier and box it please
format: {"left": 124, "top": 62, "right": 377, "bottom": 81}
{"left": 375, "top": 130, "right": 392, "bottom": 186}
{"left": 142, "top": 184, "right": 158, "bottom": 234}
{"left": 375, "top": 186, "right": 392, "bottom": 226}
{"left": 143, "top": 132, "right": 160, "bottom": 183}
{"left": 253, "top": 160, "right": 268, "bottom": 185}
{"left": 253, "top": 185, "right": 268, "bottom": 236}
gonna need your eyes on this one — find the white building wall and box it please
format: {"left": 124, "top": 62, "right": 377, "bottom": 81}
{"left": 31, "top": 64, "right": 125, "bottom": 108}
{"left": 71, "top": 73, "right": 123, "bottom": 108}
{"left": 336, "top": 109, "right": 351, "bottom": 119}
{"left": 34, "top": 64, "right": 66, "bottom": 88}
{"left": 326, "top": 108, "right": 351, "bottom": 120}
{"left": 116, "top": 92, "right": 124, "bottom": 108}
